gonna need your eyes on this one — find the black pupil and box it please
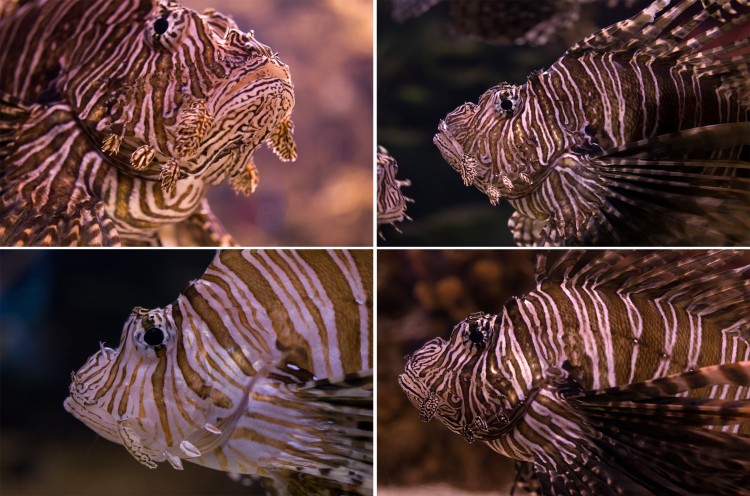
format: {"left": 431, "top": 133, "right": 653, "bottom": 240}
{"left": 469, "top": 327, "right": 484, "bottom": 345}
{"left": 154, "top": 17, "right": 169, "bottom": 35}
{"left": 144, "top": 327, "right": 164, "bottom": 347}
{"left": 500, "top": 99, "right": 513, "bottom": 111}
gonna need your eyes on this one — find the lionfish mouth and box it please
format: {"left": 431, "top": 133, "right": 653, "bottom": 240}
{"left": 432, "top": 120, "right": 464, "bottom": 163}
{"left": 433, "top": 120, "right": 467, "bottom": 173}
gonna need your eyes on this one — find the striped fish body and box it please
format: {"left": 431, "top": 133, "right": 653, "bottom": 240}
{"left": 376, "top": 145, "right": 412, "bottom": 236}
{"left": 0, "top": 0, "right": 297, "bottom": 246}
{"left": 64, "top": 250, "right": 372, "bottom": 494}
{"left": 434, "top": 0, "right": 750, "bottom": 246}
{"left": 400, "top": 251, "right": 750, "bottom": 495}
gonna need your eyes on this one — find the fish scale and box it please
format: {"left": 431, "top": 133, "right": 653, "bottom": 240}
{"left": 64, "top": 250, "right": 373, "bottom": 495}
{"left": 433, "top": 0, "right": 750, "bottom": 246}
{"left": 0, "top": 0, "right": 297, "bottom": 246}
{"left": 400, "top": 250, "right": 750, "bottom": 495}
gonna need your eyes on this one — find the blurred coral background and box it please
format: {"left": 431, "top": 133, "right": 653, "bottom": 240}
{"left": 185, "top": 0, "right": 373, "bottom": 246}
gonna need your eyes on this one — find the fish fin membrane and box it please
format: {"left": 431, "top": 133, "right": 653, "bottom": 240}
{"left": 581, "top": 123, "right": 750, "bottom": 246}
{"left": 532, "top": 362, "right": 750, "bottom": 495}
{"left": 534, "top": 250, "right": 750, "bottom": 336}
{"left": 270, "top": 370, "right": 373, "bottom": 495}
{"left": 0, "top": 197, "right": 120, "bottom": 246}
{"left": 567, "top": 0, "right": 750, "bottom": 102}
{"left": 0, "top": 91, "right": 31, "bottom": 162}
{"left": 0, "top": 102, "right": 123, "bottom": 246}
{"left": 508, "top": 211, "right": 546, "bottom": 247}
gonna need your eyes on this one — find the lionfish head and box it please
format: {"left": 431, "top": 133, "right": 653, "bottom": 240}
{"left": 64, "top": 304, "right": 229, "bottom": 469}
{"left": 64, "top": 340, "right": 122, "bottom": 445}
{"left": 434, "top": 83, "right": 541, "bottom": 203}
{"left": 399, "top": 312, "right": 513, "bottom": 443}
{"left": 85, "top": 2, "right": 296, "bottom": 194}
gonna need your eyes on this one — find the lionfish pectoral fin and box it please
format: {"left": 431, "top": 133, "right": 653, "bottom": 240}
{"left": 583, "top": 122, "right": 750, "bottom": 245}
{"left": 572, "top": 361, "right": 750, "bottom": 420}
{"left": 0, "top": 90, "right": 32, "bottom": 161}
{"left": 116, "top": 419, "right": 158, "bottom": 469}
{"left": 182, "top": 374, "right": 259, "bottom": 456}
{"left": 538, "top": 361, "right": 750, "bottom": 495}
{"left": 595, "top": 122, "right": 750, "bottom": 159}
{"left": 294, "top": 369, "right": 373, "bottom": 405}
{"left": 277, "top": 370, "right": 373, "bottom": 495}
{"left": 589, "top": 160, "right": 750, "bottom": 245}
{"left": 508, "top": 211, "right": 546, "bottom": 247}
{"left": 266, "top": 116, "right": 297, "bottom": 162}
{"left": 1, "top": 194, "right": 121, "bottom": 246}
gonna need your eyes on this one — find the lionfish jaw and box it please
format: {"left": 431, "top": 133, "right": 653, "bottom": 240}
{"left": 434, "top": 120, "right": 464, "bottom": 163}
{"left": 434, "top": 121, "right": 476, "bottom": 185}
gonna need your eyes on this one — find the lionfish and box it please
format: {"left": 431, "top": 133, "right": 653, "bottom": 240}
{"left": 64, "top": 250, "right": 373, "bottom": 495}
{"left": 0, "top": 0, "right": 297, "bottom": 246}
{"left": 390, "top": 0, "right": 641, "bottom": 45}
{"left": 434, "top": 0, "right": 750, "bottom": 246}
{"left": 377, "top": 145, "right": 412, "bottom": 237}
{"left": 400, "top": 250, "right": 750, "bottom": 495}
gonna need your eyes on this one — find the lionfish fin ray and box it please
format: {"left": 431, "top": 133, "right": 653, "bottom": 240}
{"left": 508, "top": 211, "right": 546, "bottom": 247}
{"left": 533, "top": 363, "right": 750, "bottom": 494}
{"left": 0, "top": 198, "right": 121, "bottom": 246}
{"left": 565, "top": 0, "right": 673, "bottom": 55}
{"left": 0, "top": 90, "right": 31, "bottom": 161}
{"left": 594, "top": 122, "right": 750, "bottom": 158}
{"left": 269, "top": 369, "right": 373, "bottom": 494}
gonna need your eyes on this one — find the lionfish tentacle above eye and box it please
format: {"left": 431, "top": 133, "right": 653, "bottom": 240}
{"left": 434, "top": 0, "right": 750, "bottom": 246}
{"left": 0, "top": 0, "right": 296, "bottom": 246}
{"left": 400, "top": 250, "right": 750, "bottom": 495}
{"left": 64, "top": 250, "right": 373, "bottom": 495}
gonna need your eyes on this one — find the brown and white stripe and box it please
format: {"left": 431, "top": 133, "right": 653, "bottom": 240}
{"left": 64, "top": 250, "right": 372, "bottom": 494}
{"left": 0, "top": 0, "right": 296, "bottom": 245}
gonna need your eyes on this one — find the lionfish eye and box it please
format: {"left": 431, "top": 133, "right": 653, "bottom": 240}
{"left": 500, "top": 99, "right": 513, "bottom": 111}
{"left": 463, "top": 319, "right": 490, "bottom": 350}
{"left": 143, "top": 327, "right": 165, "bottom": 347}
{"left": 154, "top": 16, "right": 169, "bottom": 36}
{"left": 469, "top": 326, "right": 485, "bottom": 345}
